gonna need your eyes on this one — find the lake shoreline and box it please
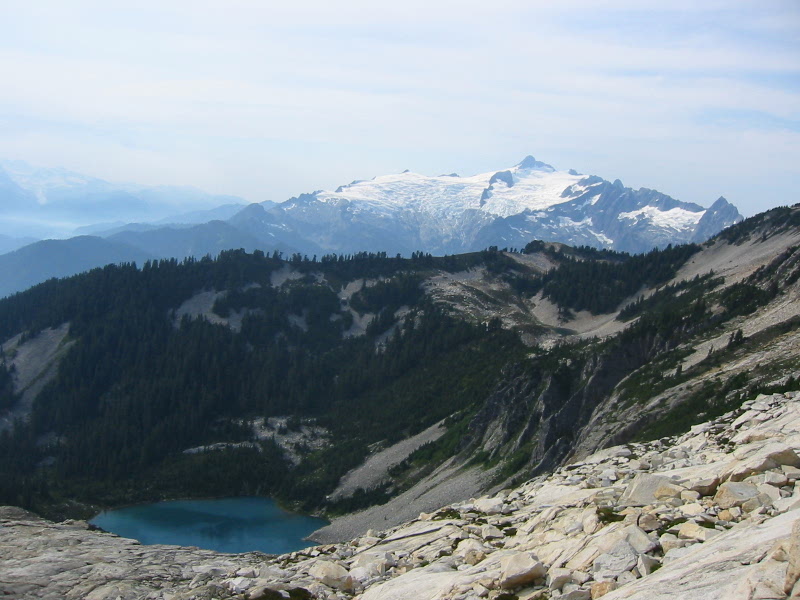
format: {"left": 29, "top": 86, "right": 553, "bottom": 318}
{"left": 90, "top": 496, "right": 328, "bottom": 555}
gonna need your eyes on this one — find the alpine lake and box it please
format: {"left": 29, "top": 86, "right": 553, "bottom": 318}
{"left": 90, "top": 497, "right": 328, "bottom": 554}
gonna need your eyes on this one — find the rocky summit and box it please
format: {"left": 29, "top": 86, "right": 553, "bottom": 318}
{"left": 3, "top": 390, "right": 800, "bottom": 600}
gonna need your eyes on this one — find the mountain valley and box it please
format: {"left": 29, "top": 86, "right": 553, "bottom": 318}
{"left": 0, "top": 201, "right": 797, "bottom": 599}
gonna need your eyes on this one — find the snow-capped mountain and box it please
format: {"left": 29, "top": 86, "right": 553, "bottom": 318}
{"left": 237, "top": 155, "right": 742, "bottom": 256}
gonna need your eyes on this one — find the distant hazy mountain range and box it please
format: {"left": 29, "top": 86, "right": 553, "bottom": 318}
{"left": 0, "top": 159, "right": 246, "bottom": 239}
{"left": 0, "top": 155, "right": 742, "bottom": 297}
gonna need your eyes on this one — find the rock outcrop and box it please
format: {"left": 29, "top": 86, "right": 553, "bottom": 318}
{"left": 2, "top": 391, "right": 800, "bottom": 599}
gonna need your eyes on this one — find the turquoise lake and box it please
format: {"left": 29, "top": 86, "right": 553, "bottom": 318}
{"left": 89, "top": 497, "right": 328, "bottom": 554}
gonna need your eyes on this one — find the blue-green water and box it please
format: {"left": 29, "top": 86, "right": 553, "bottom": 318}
{"left": 90, "top": 497, "right": 327, "bottom": 554}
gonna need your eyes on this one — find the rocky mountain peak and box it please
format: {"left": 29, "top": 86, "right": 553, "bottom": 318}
{"left": 516, "top": 155, "right": 555, "bottom": 171}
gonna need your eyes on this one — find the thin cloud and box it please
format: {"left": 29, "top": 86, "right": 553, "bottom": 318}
{"left": 0, "top": 1, "right": 797, "bottom": 217}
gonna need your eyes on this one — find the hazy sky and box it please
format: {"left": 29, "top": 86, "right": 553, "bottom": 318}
{"left": 1, "top": 1, "right": 798, "bottom": 216}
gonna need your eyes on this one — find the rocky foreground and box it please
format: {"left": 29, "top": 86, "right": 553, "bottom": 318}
{"left": 3, "top": 392, "right": 800, "bottom": 600}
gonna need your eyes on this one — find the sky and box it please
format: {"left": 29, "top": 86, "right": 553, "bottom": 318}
{"left": 0, "top": 1, "right": 798, "bottom": 217}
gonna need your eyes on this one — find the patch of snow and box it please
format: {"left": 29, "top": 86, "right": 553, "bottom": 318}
{"left": 591, "top": 230, "right": 615, "bottom": 245}
{"left": 618, "top": 205, "right": 703, "bottom": 231}
{"left": 310, "top": 163, "right": 584, "bottom": 226}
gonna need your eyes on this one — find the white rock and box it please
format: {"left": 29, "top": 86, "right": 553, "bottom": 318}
{"left": 593, "top": 540, "right": 638, "bottom": 580}
{"left": 728, "top": 442, "right": 800, "bottom": 481}
{"left": 308, "top": 560, "right": 354, "bottom": 591}
{"left": 481, "top": 524, "right": 504, "bottom": 540}
{"left": 677, "top": 521, "right": 720, "bottom": 542}
{"left": 774, "top": 496, "right": 800, "bottom": 514}
{"left": 621, "top": 525, "right": 658, "bottom": 554}
{"left": 619, "top": 474, "right": 678, "bottom": 506}
{"left": 679, "top": 503, "right": 705, "bottom": 517}
{"left": 636, "top": 553, "right": 660, "bottom": 576}
{"left": 474, "top": 497, "right": 504, "bottom": 515}
{"left": 757, "top": 483, "right": 782, "bottom": 504}
{"left": 582, "top": 507, "right": 601, "bottom": 535}
{"left": 500, "top": 552, "right": 547, "bottom": 588}
{"left": 226, "top": 576, "right": 255, "bottom": 593}
{"left": 358, "top": 567, "right": 462, "bottom": 600}
{"left": 547, "top": 567, "right": 574, "bottom": 590}
{"left": 714, "top": 482, "right": 760, "bottom": 509}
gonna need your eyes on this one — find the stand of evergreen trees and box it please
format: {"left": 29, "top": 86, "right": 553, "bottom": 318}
{"left": 0, "top": 249, "right": 524, "bottom": 517}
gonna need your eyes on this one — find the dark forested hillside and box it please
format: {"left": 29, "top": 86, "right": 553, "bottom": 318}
{"left": 0, "top": 249, "right": 525, "bottom": 515}
{"left": 0, "top": 206, "right": 798, "bottom": 521}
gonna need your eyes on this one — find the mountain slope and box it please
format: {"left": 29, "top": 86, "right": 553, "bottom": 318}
{"left": 0, "top": 205, "right": 793, "bottom": 529}
{"left": 0, "top": 236, "right": 154, "bottom": 298}
{"left": 107, "top": 220, "right": 299, "bottom": 261}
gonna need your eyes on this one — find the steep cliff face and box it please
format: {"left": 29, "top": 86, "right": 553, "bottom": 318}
{"left": 464, "top": 330, "right": 674, "bottom": 478}
{"left": 458, "top": 211, "right": 800, "bottom": 484}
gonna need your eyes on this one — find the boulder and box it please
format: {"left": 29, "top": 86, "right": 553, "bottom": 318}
{"left": 547, "top": 567, "right": 573, "bottom": 590}
{"left": 590, "top": 580, "right": 618, "bottom": 598}
{"left": 621, "top": 525, "right": 658, "bottom": 554}
{"left": 635, "top": 512, "right": 661, "bottom": 532}
{"left": 619, "top": 474, "right": 676, "bottom": 506}
{"left": 678, "top": 503, "right": 705, "bottom": 517}
{"left": 636, "top": 553, "right": 660, "bottom": 576}
{"left": 455, "top": 538, "right": 487, "bottom": 566}
{"left": 714, "top": 482, "right": 760, "bottom": 509}
{"left": 358, "top": 568, "right": 462, "bottom": 600}
{"left": 500, "top": 552, "right": 547, "bottom": 588}
{"left": 677, "top": 521, "right": 720, "bottom": 542}
{"left": 653, "top": 482, "right": 686, "bottom": 501}
{"left": 308, "top": 560, "right": 353, "bottom": 591}
{"left": 593, "top": 540, "right": 638, "bottom": 580}
{"left": 474, "top": 496, "right": 504, "bottom": 515}
{"left": 481, "top": 524, "right": 504, "bottom": 539}
{"left": 728, "top": 443, "right": 800, "bottom": 481}
{"left": 689, "top": 477, "right": 720, "bottom": 496}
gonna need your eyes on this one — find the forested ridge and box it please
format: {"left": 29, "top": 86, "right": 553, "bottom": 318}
{"left": 1, "top": 207, "right": 798, "bottom": 521}
{"left": 0, "top": 249, "right": 525, "bottom": 515}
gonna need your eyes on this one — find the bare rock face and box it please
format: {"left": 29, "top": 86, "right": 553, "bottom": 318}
{"left": 1, "top": 391, "right": 800, "bottom": 600}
